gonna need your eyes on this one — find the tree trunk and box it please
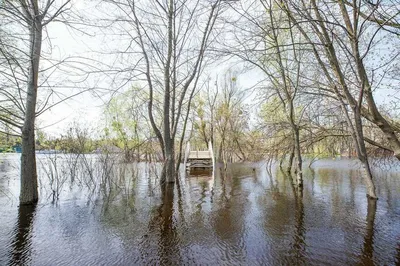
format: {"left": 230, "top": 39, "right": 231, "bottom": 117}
{"left": 354, "top": 108, "right": 377, "bottom": 199}
{"left": 163, "top": 138, "right": 175, "bottom": 183}
{"left": 160, "top": 0, "right": 174, "bottom": 186}
{"left": 20, "top": 20, "right": 42, "bottom": 205}
{"left": 361, "top": 103, "right": 400, "bottom": 160}
{"left": 338, "top": 0, "right": 400, "bottom": 161}
{"left": 286, "top": 144, "right": 295, "bottom": 175}
{"left": 308, "top": 0, "right": 377, "bottom": 199}
{"left": 361, "top": 160, "right": 377, "bottom": 199}
{"left": 294, "top": 127, "right": 303, "bottom": 187}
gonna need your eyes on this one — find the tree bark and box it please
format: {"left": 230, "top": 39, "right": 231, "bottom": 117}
{"left": 20, "top": 19, "right": 42, "bottom": 205}
{"left": 161, "top": 0, "right": 175, "bottom": 184}
{"left": 163, "top": 138, "right": 175, "bottom": 183}
{"left": 287, "top": 144, "right": 295, "bottom": 175}
{"left": 354, "top": 107, "right": 377, "bottom": 199}
{"left": 294, "top": 127, "right": 303, "bottom": 187}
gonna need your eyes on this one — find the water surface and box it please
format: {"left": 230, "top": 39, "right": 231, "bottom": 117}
{"left": 1, "top": 154, "right": 400, "bottom": 265}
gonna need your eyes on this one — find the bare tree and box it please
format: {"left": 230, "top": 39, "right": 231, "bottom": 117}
{"left": 0, "top": 0, "right": 91, "bottom": 204}
{"left": 222, "top": 0, "right": 308, "bottom": 186}
{"left": 276, "top": 0, "right": 400, "bottom": 198}
{"left": 223, "top": 0, "right": 400, "bottom": 197}
{"left": 102, "top": 0, "right": 225, "bottom": 184}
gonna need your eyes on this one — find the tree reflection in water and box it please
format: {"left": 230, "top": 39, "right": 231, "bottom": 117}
{"left": 291, "top": 187, "right": 306, "bottom": 264}
{"left": 139, "top": 182, "right": 181, "bottom": 265}
{"left": 359, "top": 198, "right": 377, "bottom": 265}
{"left": 1, "top": 160, "right": 400, "bottom": 265}
{"left": 280, "top": 170, "right": 306, "bottom": 264}
{"left": 9, "top": 204, "right": 36, "bottom": 266}
{"left": 396, "top": 243, "right": 400, "bottom": 265}
{"left": 158, "top": 182, "right": 179, "bottom": 264}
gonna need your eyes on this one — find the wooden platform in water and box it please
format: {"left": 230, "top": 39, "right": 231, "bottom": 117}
{"left": 184, "top": 142, "right": 214, "bottom": 172}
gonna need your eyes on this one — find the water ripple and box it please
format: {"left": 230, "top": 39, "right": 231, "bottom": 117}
{"left": 0, "top": 159, "right": 399, "bottom": 265}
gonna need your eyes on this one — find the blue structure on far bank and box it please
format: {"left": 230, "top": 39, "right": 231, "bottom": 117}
{"left": 12, "top": 144, "right": 21, "bottom": 153}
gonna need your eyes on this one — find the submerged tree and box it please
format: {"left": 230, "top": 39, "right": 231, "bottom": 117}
{"left": 0, "top": 0, "right": 75, "bottom": 204}
{"left": 262, "top": 2, "right": 306, "bottom": 186}
{"left": 102, "top": 0, "right": 226, "bottom": 183}
{"left": 223, "top": 0, "right": 400, "bottom": 197}
{"left": 277, "top": 0, "right": 400, "bottom": 198}
{"left": 224, "top": 0, "right": 308, "bottom": 186}
{"left": 0, "top": 0, "right": 101, "bottom": 204}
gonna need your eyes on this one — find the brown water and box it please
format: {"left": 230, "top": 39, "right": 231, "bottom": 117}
{"left": 1, "top": 154, "right": 400, "bottom": 265}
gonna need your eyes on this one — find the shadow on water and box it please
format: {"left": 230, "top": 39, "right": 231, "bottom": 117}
{"left": 9, "top": 204, "right": 36, "bottom": 266}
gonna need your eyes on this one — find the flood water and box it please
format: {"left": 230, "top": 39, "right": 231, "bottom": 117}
{"left": 1, "top": 154, "right": 400, "bottom": 265}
